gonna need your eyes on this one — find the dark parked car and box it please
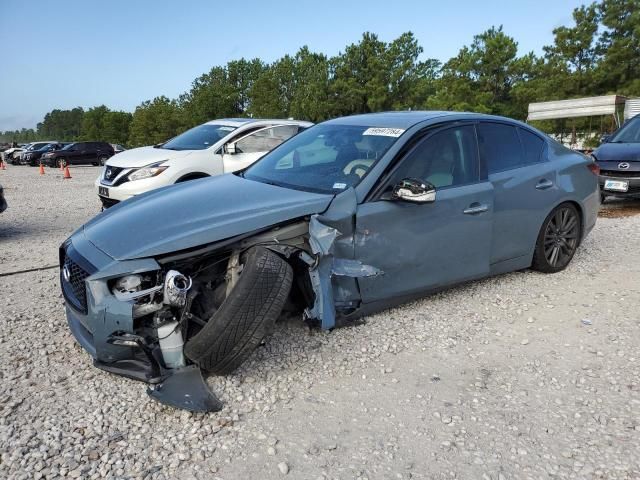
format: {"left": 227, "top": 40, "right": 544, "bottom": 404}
{"left": 61, "top": 111, "right": 599, "bottom": 411}
{"left": 0, "top": 184, "right": 6, "bottom": 213}
{"left": 592, "top": 115, "right": 640, "bottom": 202}
{"left": 42, "top": 141, "right": 114, "bottom": 167}
{"left": 26, "top": 142, "right": 71, "bottom": 166}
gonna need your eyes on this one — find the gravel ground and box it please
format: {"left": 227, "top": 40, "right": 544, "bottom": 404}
{"left": 0, "top": 165, "right": 639, "bottom": 480}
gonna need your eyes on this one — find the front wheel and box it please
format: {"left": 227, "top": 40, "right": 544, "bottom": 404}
{"left": 531, "top": 203, "right": 582, "bottom": 273}
{"left": 57, "top": 158, "right": 67, "bottom": 168}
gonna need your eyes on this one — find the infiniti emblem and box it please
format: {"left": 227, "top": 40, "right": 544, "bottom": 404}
{"left": 105, "top": 168, "right": 113, "bottom": 179}
{"left": 619, "top": 162, "right": 630, "bottom": 170}
{"left": 62, "top": 264, "right": 71, "bottom": 282}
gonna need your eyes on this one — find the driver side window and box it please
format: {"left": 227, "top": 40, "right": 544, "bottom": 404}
{"left": 386, "top": 125, "right": 479, "bottom": 192}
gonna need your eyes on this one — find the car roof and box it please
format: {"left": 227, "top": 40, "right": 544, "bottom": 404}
{"left": 323, "top": 111, "right": 533, "bottom": 129}
{"left": 205, "top": 118, "right": 313, "bottom": 127}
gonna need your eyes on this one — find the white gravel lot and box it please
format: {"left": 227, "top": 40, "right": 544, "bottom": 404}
{"left": 0, "top": 164, "right": 639, "bottom": 480}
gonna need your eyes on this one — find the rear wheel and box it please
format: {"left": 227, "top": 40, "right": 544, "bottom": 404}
{"left": 532, "top": 203, "right": 581, "bottom": 273}
{"left": 184, "top": 246, "right": 293, "bottom": 375}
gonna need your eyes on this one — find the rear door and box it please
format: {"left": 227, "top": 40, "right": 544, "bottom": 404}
{"left": 356, "top": 123, "right": 493, "bottom": 302}
{"left": 477, "top": 122, "right": 559, "bottom": 264}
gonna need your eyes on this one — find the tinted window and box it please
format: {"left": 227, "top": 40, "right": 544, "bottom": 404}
{"left": 388, "top": 125, "right": 479, "bottom": 190}
{"left": 477, "top": 123, "right": 523, "bottom": 173}
{"left": 518, "top": 128, "right": 545, "bottom": 164}
{"left": 234, "top": 125, "right": 300, "bottom": 154}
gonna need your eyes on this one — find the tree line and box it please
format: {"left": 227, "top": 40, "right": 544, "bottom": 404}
{"left": 1, "top": 0, "right": 637, "bottom": 147}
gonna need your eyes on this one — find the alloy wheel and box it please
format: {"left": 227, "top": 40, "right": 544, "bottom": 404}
{"left": 543, "top": 207, "right": 579, "bottom": 268}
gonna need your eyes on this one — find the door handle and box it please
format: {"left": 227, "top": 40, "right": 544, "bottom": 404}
{"left": 463, "top": 203, "right": 489, "bottom": 215}
{"left": 536, "top": 179, "right": 554, "bottom": 190}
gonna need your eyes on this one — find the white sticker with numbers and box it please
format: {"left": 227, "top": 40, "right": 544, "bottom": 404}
{"left": 362, "top": 127, "right": 405, "bottom": 137}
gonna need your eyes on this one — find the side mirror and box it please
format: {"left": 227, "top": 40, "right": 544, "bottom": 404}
{"left": 392, "top": 178, "right": 436, "bottom": 204}
{"left": 226, "top": 142, "right": 237, "bottom": 155}
{"left": 600, "top": 134, "right": 611, "bottom": 144}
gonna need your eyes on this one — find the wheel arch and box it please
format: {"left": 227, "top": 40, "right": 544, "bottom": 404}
{"left": 175, "top": 172, "right": 210, "bottom": 183}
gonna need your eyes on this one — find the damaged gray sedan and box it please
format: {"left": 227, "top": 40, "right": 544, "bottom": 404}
{"left": 61, "top": 111, "right": 599, "bottom": 411}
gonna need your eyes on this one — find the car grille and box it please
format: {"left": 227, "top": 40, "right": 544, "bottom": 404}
{"left": 103, "top": 166, "right": 125, "bottom": 183}
{"left": 61, "top": 253, "right": 92, "bottom": 314}
{"left": 600, "top": 169, "right": 640, "bottom": 178}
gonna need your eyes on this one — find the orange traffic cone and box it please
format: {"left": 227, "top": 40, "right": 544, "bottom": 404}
{"left": 39, "top": 163, "right": 45, "bottom": 175}
{"left": 63, "top": 165, "right": 72, "bottom": 179}
{"left": 60, "top": 161, "right": 64, "bottom": 171}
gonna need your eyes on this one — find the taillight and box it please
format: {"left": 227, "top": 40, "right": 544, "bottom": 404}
{"left": 587, "top": 163, "right": 600, "bottom": 176}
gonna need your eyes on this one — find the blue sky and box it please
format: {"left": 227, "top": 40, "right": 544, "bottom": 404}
{"left": 0, "top": 0, "right": 586, "bottom": 131}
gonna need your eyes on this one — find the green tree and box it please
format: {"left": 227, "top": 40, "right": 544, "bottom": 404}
{"left": 80, "top": 105, "right": 110, "bottom": 141}
{"left": 427, "top": 26, "right": 535, "bottom": 119}
{"left": 596, "top": 0, "right": 640, "bottom": 95}
{"left": 128, "top": 96, "right": 184, "bottom": 147}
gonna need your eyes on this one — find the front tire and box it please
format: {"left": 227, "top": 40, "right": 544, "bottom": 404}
{"left": 184, "top": 246, "right": 293, "bottom": 375}
{"left": 57, "top": 158, "right": 67, "bottom": 168}
{"left": 532, "top": 203, "right": 582, "bottom": 273}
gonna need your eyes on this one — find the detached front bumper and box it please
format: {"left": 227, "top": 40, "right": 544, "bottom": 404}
{"left": 61, "top": 236, "right": 222, "bottom": 412}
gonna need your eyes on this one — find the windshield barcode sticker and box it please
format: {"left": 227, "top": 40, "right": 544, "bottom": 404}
{"left": 332, "top": 182, "right": 347, "bottom": 190}
{"left": 363, "top": 127, "right": 405, "bottom": 137}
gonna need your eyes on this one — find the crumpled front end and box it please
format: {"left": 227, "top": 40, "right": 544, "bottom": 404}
{"left": 61, "top": 187, "right": 384, "bottom": 412}
{"left": 61, "top": 234, "right": 222, "bottom": 412}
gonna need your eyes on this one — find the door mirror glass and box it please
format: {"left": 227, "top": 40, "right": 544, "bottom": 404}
{"left": 226, "top": 142, "right": 237, "bottom": 155}
{"left": 393, "top": 178, "right": 436, "bottom": 203}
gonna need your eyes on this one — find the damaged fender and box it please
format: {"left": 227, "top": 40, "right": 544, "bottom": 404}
{"left": 305, "top": 188, "right": 382, "bottom": 329}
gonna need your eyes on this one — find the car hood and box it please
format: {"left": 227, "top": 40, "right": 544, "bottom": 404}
{"left": 81, "top": 174, "right": 334, "bottom": 260}
{"left": 106, "top": 146, "right": 194, "bottom": 168}
{"left": 594, "top": 142, "right": 640, "bottom": 162}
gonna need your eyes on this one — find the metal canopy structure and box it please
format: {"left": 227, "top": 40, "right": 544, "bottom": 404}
{"left": 527, "top": 95, "right": 627, "bottom": 127}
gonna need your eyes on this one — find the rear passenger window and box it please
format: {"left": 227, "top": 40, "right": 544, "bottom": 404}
{"left": 477, "top": 123, "right": 523, "bottom": 174}
{"left": 518, "top": 128, "right": 545, "bottom": 164}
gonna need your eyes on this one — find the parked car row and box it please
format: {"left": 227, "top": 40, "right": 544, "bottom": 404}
{"left": 0, "top": 141, "right": 125, "bottom": 166}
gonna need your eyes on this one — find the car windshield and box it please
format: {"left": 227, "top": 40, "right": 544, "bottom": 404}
{"left": 160, "top": 124, "right": 237, "bottom": 151}
{"left": 37, "top": 143, "right": 55, "bottom": 151}
{"left": 30, "top": 143, "right": 49, "bottom": 150}
{"left": 243, "top": 124, "right": 402, "bottom": 194}
{"left": 611, "top": 116, "right": 640, "bottom": 143}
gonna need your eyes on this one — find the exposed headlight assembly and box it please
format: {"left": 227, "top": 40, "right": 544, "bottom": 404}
{"left": 128, "top": 162, "right": 169, "bottom": 182}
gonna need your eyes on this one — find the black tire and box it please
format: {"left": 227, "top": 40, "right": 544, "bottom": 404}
{"left": 531, "top": 203, "right": 582, "bottom": 273}
{"left": 99, "top": 155, "right": 108, "bottom": 166}
{"left": 184, "top": 246, "right": 293, "bottom": 375}
{"left": 57, "top": 158, "right": 67, "bottom": 168}
{"left": 600, "top": 192, "right": 607, "bottom": 204}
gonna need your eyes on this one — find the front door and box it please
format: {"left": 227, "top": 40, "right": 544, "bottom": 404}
{"left": 355, "top": 124, "right": 493, "bottom": 302}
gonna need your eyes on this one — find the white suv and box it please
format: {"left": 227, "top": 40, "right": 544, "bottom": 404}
{"left": 96, "top": 118, "right": 312, "bottom": 208}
